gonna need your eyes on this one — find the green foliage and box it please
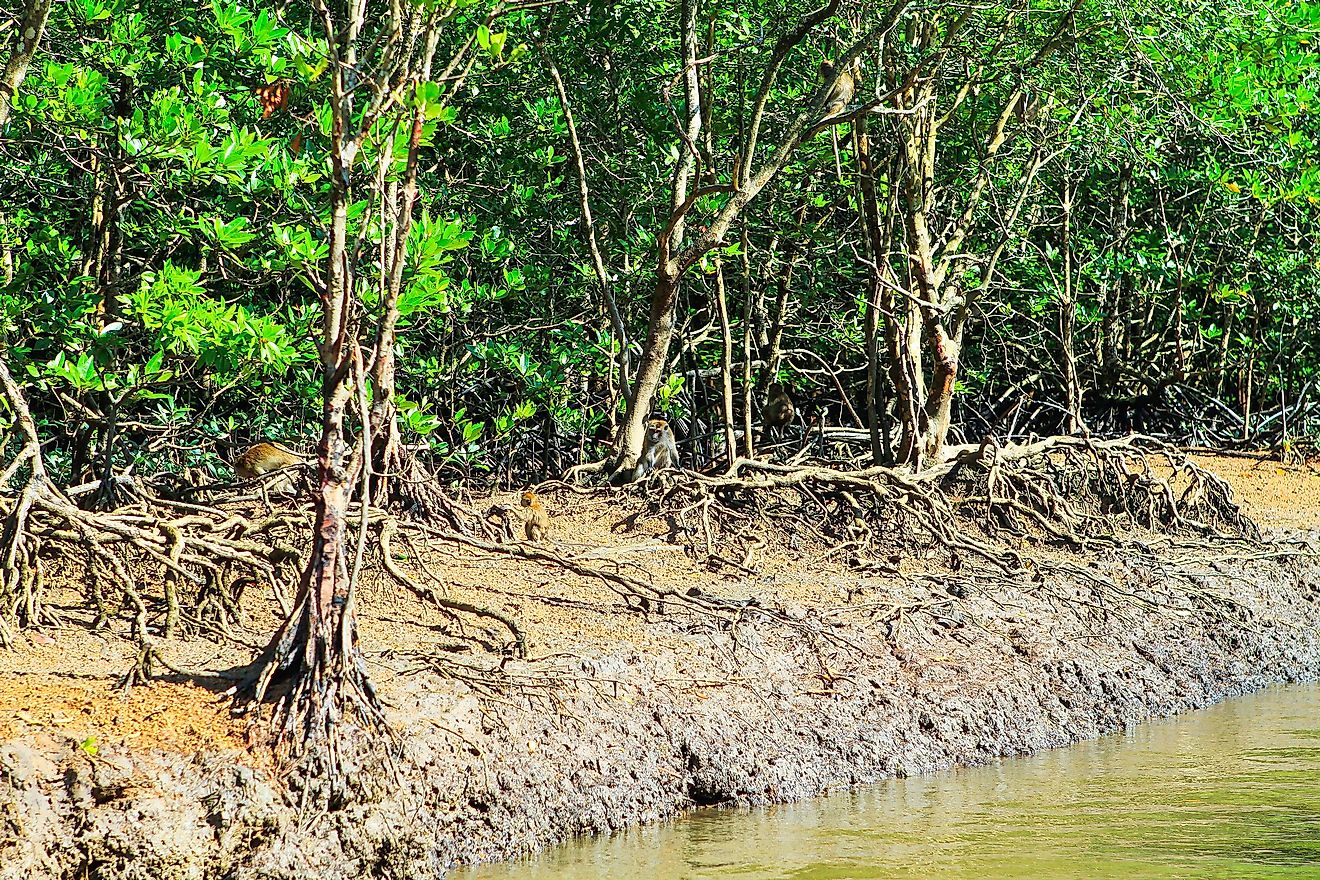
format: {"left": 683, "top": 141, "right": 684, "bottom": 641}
{"left": 2, "top": 0, "right": 1317, "bottom": 485}
{"left": 126, "top": 263, "right": 301, "bottom": 376}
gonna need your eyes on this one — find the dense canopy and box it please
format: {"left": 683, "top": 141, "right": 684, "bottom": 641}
{"left": 0, "top": 0, "right": 1314, "bottom": 485}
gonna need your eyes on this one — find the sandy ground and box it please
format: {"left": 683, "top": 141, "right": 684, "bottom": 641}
{"left": 1187, "top": 452, "right": 1320, "bottom": 532}
{"left": 1, "top": 451, "right": 1318, "bottom": 879}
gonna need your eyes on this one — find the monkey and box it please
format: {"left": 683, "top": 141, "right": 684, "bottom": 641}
{"left": 817, "top": 57, "right": 857, "bottom": 179}
{"left": 234, "top": 442, "right": 304, "bottom": 497}
{"left": 520, "top": 490, "right": 550, "bottom": 542}
{"left": 761, "top": 382, "right": 796, "bottom": 442}
{"left": 633, "top": 418, "right": 679, "bottom": 481}
{"left": 817, "top": 58, "right": 856, "bottom": 121}
{"left": 1013, "top": 90, "right": 1042, "bottom": 126}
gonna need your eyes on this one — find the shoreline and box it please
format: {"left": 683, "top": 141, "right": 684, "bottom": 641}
{"left": 2, "top": 517, "right": 1318, "bottom": 879}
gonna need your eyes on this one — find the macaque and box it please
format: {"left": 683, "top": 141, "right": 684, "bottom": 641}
{"left": 818, "top": 58, "right": 856, "bottom": 120}
{"left": 1013, "top": 90, "right": 1041, "bottom": 125}
{"left": 761, "top": 382, "right": 796, "bottom": 441}
{"left": 633, "top": 418, "right": 679, "bottom": 481}
{"left": 520, "top": 490, "right": 550, "bottom": 542}
{"left": 234, "top": 442, "right": 304, "bottom": 496}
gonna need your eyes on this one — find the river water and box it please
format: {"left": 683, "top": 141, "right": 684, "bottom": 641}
{"left": 462, "top": 682, "right": 1320, "bottom": 880}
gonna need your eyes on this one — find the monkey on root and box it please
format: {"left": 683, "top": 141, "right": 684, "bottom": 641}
{"left": 234, "top": 442, "right": 305, "bottom": 497}
{"left": 760, "top": 382, "right": 796, "bottom": 443}
{"left": 633, "top": 418, "right": 679, "bottom": 481}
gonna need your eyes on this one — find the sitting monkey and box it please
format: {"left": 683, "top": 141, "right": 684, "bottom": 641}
{"left": 633, "top": 418, "right": 679, "bottom": 480}
{"left": 520, "top": 490, "right": 550, "bottom": 542}
{"left": 761, "top": 382, "right": 796, "bottom": 442}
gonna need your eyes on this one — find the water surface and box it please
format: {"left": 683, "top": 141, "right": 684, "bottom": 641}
{"left": 462, "top": 682, "right": 1320, "bottom": 880}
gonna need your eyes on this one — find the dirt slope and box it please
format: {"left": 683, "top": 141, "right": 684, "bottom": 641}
{"left": 1, "top": 452, "right": 1318, "bottom": 879}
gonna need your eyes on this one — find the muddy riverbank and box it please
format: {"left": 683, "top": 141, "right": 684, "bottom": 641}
{"left": 463, "top": 680, "right": 1320, "bottom": 879}
{"left": 2, "top": 455, "right": 1319, "bottom": 880}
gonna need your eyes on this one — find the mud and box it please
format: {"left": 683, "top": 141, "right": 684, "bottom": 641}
{"left": 2, "top": 458, "right": 1319, "bottom": 879}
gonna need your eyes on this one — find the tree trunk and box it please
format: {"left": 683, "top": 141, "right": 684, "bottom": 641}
{"left": 367, "top": 99, "right": 424, "bottom": 507}
{"left": 84, "top": 149, "right": 124, "bottom": 321}
{"left": 739, "top": 224, "right": 756, "bottom": 458}
{"left": 612, "top": 0, "right": 701, "bottom": 476}
{"left": 894, "top": 75, "right": 944, "bottom": 468}
{"left": 615, "top": 268, "right": 681, "bottom": 474}
{"left": 1099, "top": 164, "right": 1131, "bottom": 383}
{"left": 0, "top": 0, "right": 53, "bottom": 127}
{"left": 250, "top": 120, "right": 387, "bottom": 794}
{"left": 1059, "top": 174, "right": 1083, "bottom": 433}
{"left": 611, "top": 0, "right": 908, "bottom": 472}
{"left": 549, "top": 58, "right": 630, "bottom": 403}
{"left": 713, "top": 261, "right": 736, "bottom": 469}
{"left": 919, "top": 316, "right": 961, "bottom": 461}
{"left": 864, "top": 281, "right": 883, "bottom": 464}
{"left": 248, "top": 0, "right": 395, "bottom": 790}
{"left": 761, "top": 203, "right": 807, "bottom": 391}
{"left": 885, "top": 290, "right": 925, "bottom": 464}
{"left": 854, "top": 118, "right": 888, "bottom": 464}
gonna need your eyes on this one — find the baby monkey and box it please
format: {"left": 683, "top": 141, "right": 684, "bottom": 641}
{"left": 235, "top": 442, "right": 304, "bottom": 496}
{"left": 633, "top": 418, "right": 679, "bottom": 481}
{"left": 520, "top": 490, "right": 550, "bottom": 542}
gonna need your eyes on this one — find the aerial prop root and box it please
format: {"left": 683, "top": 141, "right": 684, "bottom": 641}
{"left": 238, "top": 545, "right": 398, "bottom": 805}
{"left": 0, "top": 462, "right": 299, "bottom": 675}
{"left": 384, "top": 447, "right": 482, "bottom": 534}
{"left": 630, "top": 434, "right": 1259, "bottom": 574}
{"left": 944, "top": 433, "right": 1259, "bottom": 541}
{"left": 410, "top": 517, "right": 848, "bottom": 646}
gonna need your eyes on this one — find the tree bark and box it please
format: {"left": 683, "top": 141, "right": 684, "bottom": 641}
{"left": 761, "top": 202, "right": 808, "bottom": 392}
{"left": 1099, "top": 164, "right": 1131, "bottom": 382}
{"left": 612, "top": 0, "right": 911, "bottom": 474}
{"left": 739, "top": 223, "right": 756, "bottom": 458}
{"left": 713, "top": 261, "right": 737, "bottom": 469}
{"left": 854, "top": 117, "right": 890, "bottom": 464}
{"left": 368, "top": 81, "right": 428, "bottom": 507}
{"left": 611, "top": 0, "right": 702, "bottom": 477}
{"left": 0, "top": 0, "right": 53, "bottom": 127}
{"left": 1059, "top": 172, "right": 1083, "bottom": 433}
{"left": 616, "top": 268, "right": 682, "bottom": 475}
{"left": 248, "top": 0, "right": 401, "bottom": 787}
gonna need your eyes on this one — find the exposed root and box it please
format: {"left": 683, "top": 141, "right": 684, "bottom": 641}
{"left": 1, "top": 363, "right": 299, "bottom": 658}
{"left": 622, "top": 434, "right": 1261, "bottom": 579}
{"left": 411, "top": 518, "right": 867, "bottom": 653}
{"left": 939, "top": 434, "right": 1258, "bottom": 541}
{"left": 0, "top": 479, "right": 301, "bottom": 649}
{"left": 415, "top": 523, "right": 677, "bottom": 613}
{"left": 380, "top": 519, "right": 527, "bottom": 657}
{"left": 243, "top": 543, "right": 397, "bottom": 808}
{"left": 388, "top": 449, "right": 484, "bottom": 534}
{"left": 565, "top": 459, "right": 609, "bottom": 484}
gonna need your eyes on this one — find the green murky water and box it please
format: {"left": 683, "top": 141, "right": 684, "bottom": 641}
{"left": 462, "top": 682, "right": 1320, "bottom": 880}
